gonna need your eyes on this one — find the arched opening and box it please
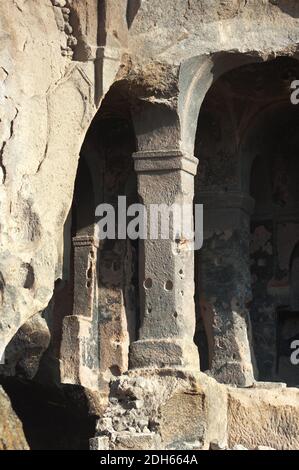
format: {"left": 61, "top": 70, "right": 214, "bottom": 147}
{"left": 194, "top": 56, "right": 299, "bottom": 386}
{"left": 248, "top": 102, "right": 299, "bottom": 386}
{"left": 59, "top": 84, "right": 140, "bottom": 386}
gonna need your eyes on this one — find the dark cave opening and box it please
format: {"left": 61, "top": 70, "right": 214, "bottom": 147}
{"left": 194, "top": 56, "right": 299, "bottom": 385}
{"left": 0, "top": 378, "right": 97, "bottom": 450}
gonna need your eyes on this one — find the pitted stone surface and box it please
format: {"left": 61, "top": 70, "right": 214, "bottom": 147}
{"left": 1, "top": 0, "right": 299, "bottom": 452}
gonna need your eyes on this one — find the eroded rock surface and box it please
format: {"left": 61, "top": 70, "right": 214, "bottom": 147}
{"left": 92, "top": 371, "right": 299, "bottom": 451}
{"left": 0, "top": 386, "right": 28, "bottom": 450}
{"left": 0, "top": 313, "right": 50, "bottom": 379}
{"left": 1, "top": 0, "right": 299, "bottom": 451}
{"left": 92, "top": 371, "right": 227, "bottom": 451}
{"left": 228, "top": 386, "right": 299, "bottom": 450}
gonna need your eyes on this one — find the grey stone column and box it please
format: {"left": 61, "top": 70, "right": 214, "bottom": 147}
{"left": 198, "top": 191, "right": 257, "bottom": 386}
{"left": 129, "top": 150, "right": 200, "bottom": 370}
{"left": 72, "top": 235, "right": 98, "bottom": 318}
{"left": 60, "top": 235, "right": 99, "bottom": 389}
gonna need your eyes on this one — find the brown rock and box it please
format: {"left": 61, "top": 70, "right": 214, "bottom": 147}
{"left": 228, "top": 387, "right": 299, "bottom": 450}
{"left": 0, "top": 386, "right": 29, "bottom": 450}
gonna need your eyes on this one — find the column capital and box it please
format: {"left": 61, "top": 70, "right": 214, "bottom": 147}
{"left": 133, "top": 150, "right": 198, "bottom": 175}
{"left": 73, "top": 235, "right": 99, "bottom": 248}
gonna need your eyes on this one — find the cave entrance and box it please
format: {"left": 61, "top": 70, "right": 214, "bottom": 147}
{"left": 27, "top": 82, "right": 141, "bottom": 395}
{"left": 63, "top": 85, "right": 140, "bottom": 385}
{"left": 194, "top": 56, "right": 299, "bottom": 386}
{"left": 249, "top": 98, "right": 299, "bottom": 384}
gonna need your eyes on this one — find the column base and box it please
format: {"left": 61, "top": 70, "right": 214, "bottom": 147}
{"left": 60, "top": 315, "right": 99, "bottom": 390}
{"left": 129, "top": 338, "right": 200, "bottom": 370}
{"left": 210, "top": 361, "right": 255, "bottom": 387}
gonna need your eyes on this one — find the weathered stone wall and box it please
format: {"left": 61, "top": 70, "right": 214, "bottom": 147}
{"left": 0, "top": 0, "right": 97, "bottom": 361}
{"left": 2, "top": 0, "right": 299, "bottom": 373}
{"left": 1, "top": 0, "right": 299, "bottom": 450}
{"left": 91, "top": 371, "right": 299, "bottom": 451}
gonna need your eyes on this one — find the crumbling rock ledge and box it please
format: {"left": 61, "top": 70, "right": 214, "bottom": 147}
{"left": 91, "top": 370, "right": 227, "bottom": 451}
{"left": 90, "top": 371, "right": 299, "bottom": 451}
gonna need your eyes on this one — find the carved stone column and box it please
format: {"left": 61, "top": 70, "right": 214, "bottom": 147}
{"left": 129, "top": 150, "right": 200, "bottom": 370}
{"left": 198, "top": 191, "right": 257, "bottom": 386}
{"left": 72, "top": 235, "right": 98, "bottom": 318}
{"left": 61, "top": 235, "right": 99, "bottom": 389}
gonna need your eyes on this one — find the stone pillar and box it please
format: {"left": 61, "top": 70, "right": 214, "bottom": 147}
{"left": 198, "top": 191, "right": 257, "bottom": 386}
{"left": 60, "top": 235, "right": 99, "bottom": 389}
{"left": 129, "top": 150, "right": 200, "bottom": 370}
{"left": 72, "top": 235, "right": 98, "bottom": 318}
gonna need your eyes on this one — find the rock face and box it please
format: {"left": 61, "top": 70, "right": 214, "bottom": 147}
{"left": 0, "top": 386, "right": 29, "bottom": 450}
{"left": 0, "top": 313, "right": 50, "bottom": 379}
{"left": 228, "top": 386, "right": 299, "bottom": 450}
{"left": 91, "top": 371, "right": 299, "bottom": 451}
{"left": 92, "top": 371, "right": 227, "bottom": 451}
{"left": 91, "top": 371, "right": 299, "bottom": 450}
{"left": 1, "top": 0, "right": 299, "bottom": 451}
